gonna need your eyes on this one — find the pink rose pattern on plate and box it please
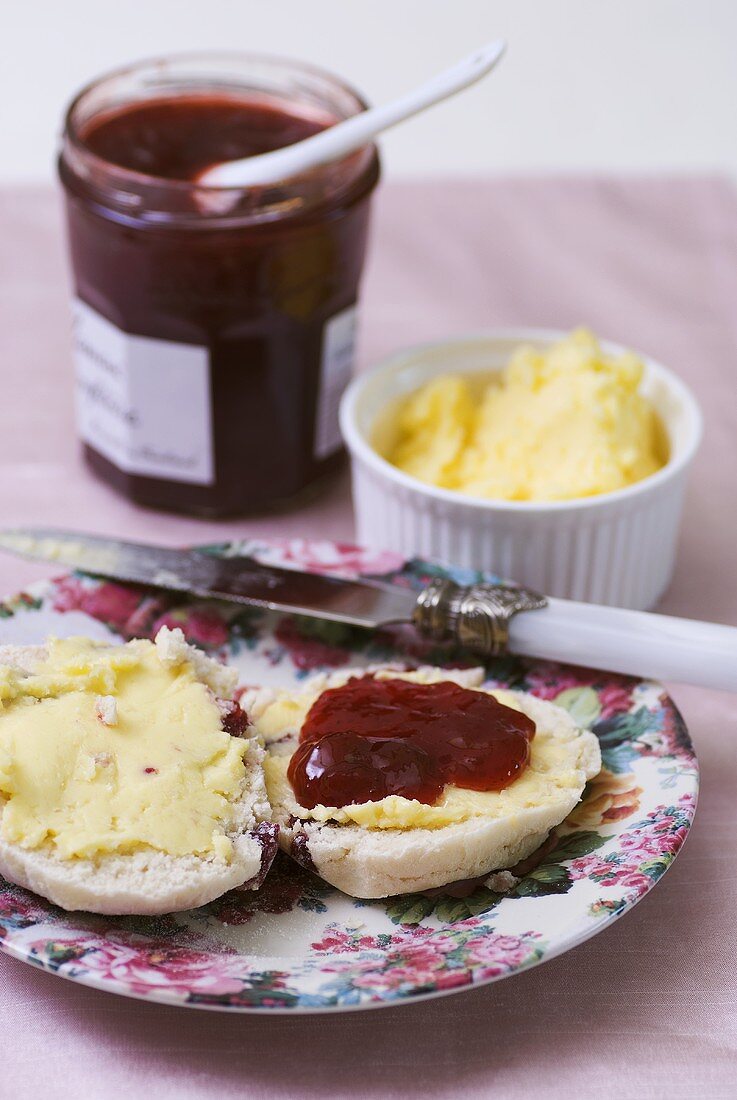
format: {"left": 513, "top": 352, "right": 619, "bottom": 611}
{"left": 0, "top": 542, "right": 698, "bottom": 1011}
{"left": 309, "top": 922, "right": 545, "bottom": 1000}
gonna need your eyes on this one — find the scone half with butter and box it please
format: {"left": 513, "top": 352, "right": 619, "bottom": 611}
{"left": 248, "top": 666, "right": 601, "bottom": 899}
{"left": 0, "top": 627, "right": 275, "bottom": 915}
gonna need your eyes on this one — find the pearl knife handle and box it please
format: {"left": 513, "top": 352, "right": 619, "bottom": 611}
{"left": 413, "top": 580, "right": 737, "bottom": 692}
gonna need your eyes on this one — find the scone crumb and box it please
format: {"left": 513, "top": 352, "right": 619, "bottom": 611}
{"left": 154, "top": 626, "right": 237, "bottom": 698}
{"left": 239, "top": 685, "right": 277, "bottom": 722}
{"left": 95, "top": 695, "right": 117, "bottom": 726}
{"left": 484, "top": 869, "right": 519, "bottom": 893}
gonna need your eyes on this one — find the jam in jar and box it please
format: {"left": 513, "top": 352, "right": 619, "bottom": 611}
{"left": 58, "top": 53, "right": 380, "bottom": 515}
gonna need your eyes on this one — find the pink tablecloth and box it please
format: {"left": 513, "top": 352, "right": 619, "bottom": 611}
{"left": 1, "top": 179, "right": 736, "bottom": 1098}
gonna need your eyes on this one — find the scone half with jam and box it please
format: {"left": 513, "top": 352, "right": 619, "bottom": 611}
{"left": 247, "top": 666, "right": 601, "bottom": 899}
{"left": 0, "top": 627, "right": 275, "bottom": 914}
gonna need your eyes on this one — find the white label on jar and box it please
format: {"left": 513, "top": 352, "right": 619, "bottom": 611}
{"left": 73, "top": 298, "right": 214, "bottom": 485}
{"left": 314, "top": 304, "right": 358, "bottom": 460}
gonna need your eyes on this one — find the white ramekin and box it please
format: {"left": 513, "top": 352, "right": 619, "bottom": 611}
{"left": 340, "top": 330, "right": 702, "bottom": 609}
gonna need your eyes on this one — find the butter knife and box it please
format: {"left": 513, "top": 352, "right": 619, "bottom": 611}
{"left": 0, "top": 528, "right": 735, "bottom": 692}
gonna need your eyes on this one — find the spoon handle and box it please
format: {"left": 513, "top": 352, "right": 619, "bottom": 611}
{"left": 203, "top": 40, "right": 506, "bottom": 189}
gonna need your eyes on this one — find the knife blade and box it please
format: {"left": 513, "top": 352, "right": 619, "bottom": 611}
{"left": 0, "top": 529, "right": 417, "bottom": 628}
{"left": 1, "top": 528, "right": 736, "bottom": 692}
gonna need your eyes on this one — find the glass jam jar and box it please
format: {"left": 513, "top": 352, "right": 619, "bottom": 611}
{"left": 58, "top": 53, "right": 380, "bottom": 516}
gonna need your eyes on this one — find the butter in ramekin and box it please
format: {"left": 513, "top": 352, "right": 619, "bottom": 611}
{"left": 384, "top": 329, "right": 667, "bottom": 502}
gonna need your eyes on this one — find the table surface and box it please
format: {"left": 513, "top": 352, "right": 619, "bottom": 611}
{"left": 1, "top": 179, "right": 736, "bottom": 1099}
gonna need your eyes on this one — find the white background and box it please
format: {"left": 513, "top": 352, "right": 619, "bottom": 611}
{"left": 2, "top": 0, "right": 736, "bottom": 183}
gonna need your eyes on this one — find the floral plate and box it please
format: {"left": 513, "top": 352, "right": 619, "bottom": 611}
{"left": 0, "top": 539, "right": 698, "bottom": 1013}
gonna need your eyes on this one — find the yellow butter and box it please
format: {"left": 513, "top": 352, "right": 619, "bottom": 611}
{"left": 0, "top": 637, "right": 247, "bottom": 861}
{"left": 385, "top": 329, "right": 666, "bottom": 502}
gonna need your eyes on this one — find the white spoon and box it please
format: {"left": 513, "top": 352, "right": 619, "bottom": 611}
{"left": 197, "top": 39, "right": 506, "bottom": 191}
